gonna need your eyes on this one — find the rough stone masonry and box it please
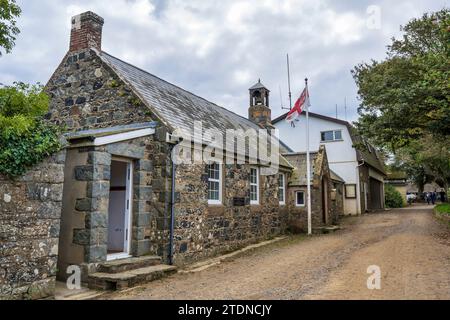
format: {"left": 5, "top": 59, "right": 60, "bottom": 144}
{"left": 0, "top": 151, "right": 66, "bottom": 300}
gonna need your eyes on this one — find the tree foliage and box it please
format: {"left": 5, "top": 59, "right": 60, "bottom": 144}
{"left": 385, "top": 184, "right": 404, "bottom": 208}
{"left": 0, "top": 83, "right": 61, "bottom": 177}
{"left": 353, "top": 8, "right": 450, "bottom": 190}
{"left": 0, "top": 0, "right": 21, "bottom": 56}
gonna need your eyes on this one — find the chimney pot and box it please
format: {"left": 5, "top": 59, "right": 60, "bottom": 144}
{"left": 69, "top": 11, "right": 104, "bottom": 52}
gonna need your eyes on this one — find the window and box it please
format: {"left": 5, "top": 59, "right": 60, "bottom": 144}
{"left": 321, "top": 130, "right": 343, "bottom": 142}
{"left": 296, "top": 191, "right": 305, "bottom": 207}
{"left": 345, "top": 184, "right": 357, "bottom": 199}
{"left": 278, "top": 174, "right": 286, "bottom": 205}
{"left": 250, "top": 167, "right": 259, "bottom": 205}
{"left": 207, "top": 163, "right": 222, "bottom": 204}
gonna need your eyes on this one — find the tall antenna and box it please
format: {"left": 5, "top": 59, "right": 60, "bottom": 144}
{"left": 279, "top": 85, "right": 286, "bottom": 110}
{"left": 287, "top": 54, "right": 292, "bottom": 110}
{"left": 336, "top": 104, "right": 338, "bottom": 119}
{"left": 344, "top": 97, "right": 348, "bottom": 121}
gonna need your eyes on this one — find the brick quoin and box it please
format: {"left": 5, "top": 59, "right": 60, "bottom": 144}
{"left": 69, "top": 11, "right": 104, "bottom": 52}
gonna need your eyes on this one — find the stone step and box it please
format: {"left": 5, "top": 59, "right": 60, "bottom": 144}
{"left": 97, "top": 256, "right": 162, "bottom": 273}
{"left": 88, "top": 264, "right": 177, "bottom": 291}
{"left": 313, "top": 225, "right": 341, "bottom": 234}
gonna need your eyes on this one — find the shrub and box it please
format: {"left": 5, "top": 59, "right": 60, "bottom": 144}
{"left": 436, "top": 204, "right": 450, "bottom": 215}
{"left": 385, "top": 184, "right": 404, "bottom": 208}
{"left": 0, "top": 82, "right": 61, "bottom": 177}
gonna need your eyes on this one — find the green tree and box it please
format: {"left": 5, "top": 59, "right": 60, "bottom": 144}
{"left": 0, "top": 83, "right": 61, "bottom": 177}
{"left": 352, "top": 8, "right": 450, "bottom": 190}
{"left": 385, "top": 184, "right": 405, "bottom": 208}
{"left": 0, "top": 0, "right": 21, "bottom": 55}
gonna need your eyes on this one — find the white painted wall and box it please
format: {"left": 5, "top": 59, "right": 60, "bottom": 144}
{"left": 275, "top": 114, "right": 361, "bottom": 215}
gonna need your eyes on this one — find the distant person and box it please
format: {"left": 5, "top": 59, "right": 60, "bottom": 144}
{"left": 426, "top": 192, "right": 431, "bottom": 205}
{"left": 431, "top": 191, "right": 437, "bottom": 205}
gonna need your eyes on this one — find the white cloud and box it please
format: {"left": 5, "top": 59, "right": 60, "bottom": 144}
{"left": 0, "top": 0, "right": 445, "bottom": 121}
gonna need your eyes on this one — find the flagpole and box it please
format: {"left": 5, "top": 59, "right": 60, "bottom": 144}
{"left": 305, "top": 78, "right": 312, "bottom": 236}
{"left": 287, "top": 54, "right": 292, "bottom": 110}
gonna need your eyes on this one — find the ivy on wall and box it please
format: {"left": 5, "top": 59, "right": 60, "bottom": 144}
{"left": 0, "top": 82, "right": 62, "bottom": 177}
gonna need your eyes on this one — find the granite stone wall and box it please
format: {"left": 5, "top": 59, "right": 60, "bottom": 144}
{"left": 46, "top": 49, "right": 154, "bottom": 132}
{"left": 172, "top": 163, "right": 288, "bottom": 266}
{"left": 0, "top": 151, "right": 66, "bottom": 300}
{"left": 331, "top": 182, "right": 345, "bottom": 221}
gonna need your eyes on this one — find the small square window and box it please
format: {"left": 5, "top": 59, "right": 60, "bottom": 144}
{"left": 321, "top": 131, "right": 334, "bottom": 142}
{"left": 321, "top": 130, "right": 343, "bottom": 142}
{"left": 296, "top": 191, "right": 305, "bottom": 207}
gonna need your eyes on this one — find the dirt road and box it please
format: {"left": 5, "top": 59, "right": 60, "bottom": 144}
{"left": 101, "top": 205, "right": 450, "bottom": 300}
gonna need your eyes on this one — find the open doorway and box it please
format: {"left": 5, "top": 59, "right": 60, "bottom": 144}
{"left": 107, "top": 159, "right": 133, "bottom": 261}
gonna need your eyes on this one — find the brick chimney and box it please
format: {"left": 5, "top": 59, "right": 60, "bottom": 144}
{"left": 69, "top": 11, "right": 104, "bottom": 52}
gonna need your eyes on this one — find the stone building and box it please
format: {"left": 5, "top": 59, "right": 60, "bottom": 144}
{"left": 1, "top": 11, "right": 340, "bottom": 299}
{"left": 283, "top": 146, "right": 339, "bottom": 233}
{"left": 43, "top": 11, "right": 300, "bottom": 289}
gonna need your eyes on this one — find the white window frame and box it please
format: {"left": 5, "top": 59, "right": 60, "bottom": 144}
{"left": 321, "top": 130, "right": 343, "bottom": 142}
{"left": 207, "top": 163, "right": 222, "bottom": 205}
{"left": 296, "top": 191, "right": 306, "bottom": 207}
{"left": 250, "top": 167, "right": 260, "bottom": 205}
{"left": 279, "top": 173, "right": 286, "bottom": 206}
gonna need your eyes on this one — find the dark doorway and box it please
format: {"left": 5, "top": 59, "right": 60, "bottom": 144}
{"left": 322, "top": 178, "right": 329, "bottom": 224}
{"left": 369, "top": 178, "right": 383, "bottom": 210}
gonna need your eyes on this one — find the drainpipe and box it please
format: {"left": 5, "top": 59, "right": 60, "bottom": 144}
{"left": 168, "top": 139, "right": 180, "bottom": 266}
{"left": 169, "top": 160, "right": 176, "bottom": 265}
{"left": 356, "top": 161, "right": 365, "bottom": 214}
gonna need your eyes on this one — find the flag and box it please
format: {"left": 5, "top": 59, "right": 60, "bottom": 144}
{"left": 285, "top": 87, "right": 310, "bottom": 125}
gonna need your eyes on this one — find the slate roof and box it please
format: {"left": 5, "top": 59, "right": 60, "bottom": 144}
{"left": 97, "top": 50, "right": 292, "bottom": 169}
{"left": 330, "top": 170, "right": 345, "bottom": 183}
{"left": 282, "top": 152, "right": 318, "bottom": 186}
{"left": 100, "top": 51, "right": 265, "bottom": 135}
{"left": 273, "top": 111, "right": 386, "bottom": 175}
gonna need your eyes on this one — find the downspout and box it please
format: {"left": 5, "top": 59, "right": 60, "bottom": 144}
{"left": 356, "top": 160, "right": 365, "bottom": 215}
{"left": 168, "top": 142, "right": 179, "bottom": 266}
{"left": 169, "top": 159, "right": 176, "bottom": 265}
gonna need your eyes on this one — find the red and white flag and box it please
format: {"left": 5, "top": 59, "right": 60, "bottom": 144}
{"left": 286, "top": 87, "right": 310, "bottom": 124}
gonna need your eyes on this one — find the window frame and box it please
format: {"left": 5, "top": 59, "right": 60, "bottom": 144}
{"left": 207, "top": 163, "right": 223, "bottom": 205}
{"left": 250, "top": 167, "right": 260, "bottom": 205}
{"left": 320, "top": 130, "right": 343, "bottom": 143}
{"left": 278, "top": 173, "right": 286, "bottom": 206}
{"left": 296, "top": 191, "right": 306, "bottom": 207}
{"left": 345, "top": 184, "right": 357, "bottom": 199}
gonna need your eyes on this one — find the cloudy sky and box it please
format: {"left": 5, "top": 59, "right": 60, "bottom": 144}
{"left": 0, "top": 0, "right": 447, "bottom": 122}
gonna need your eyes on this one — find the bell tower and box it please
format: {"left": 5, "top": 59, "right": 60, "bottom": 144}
{"left": 248, "top": 80, "right": 272, "bottom": 128}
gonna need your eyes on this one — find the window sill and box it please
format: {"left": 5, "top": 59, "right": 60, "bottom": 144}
{"left": 320, "top": 139, "right": 344, "bottom": 143}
